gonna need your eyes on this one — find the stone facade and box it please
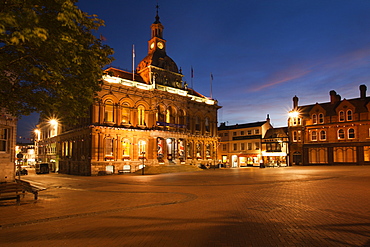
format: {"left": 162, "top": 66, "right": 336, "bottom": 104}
{"left": 36, "top": 8, "right": 221, "bottom": 176}
{"left": 0, "top": 109, "right": 17, "bottom": 182}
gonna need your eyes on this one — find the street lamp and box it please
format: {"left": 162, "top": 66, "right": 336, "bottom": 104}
{"left": 141, "top": 151, "right": 146, "bottom": 175}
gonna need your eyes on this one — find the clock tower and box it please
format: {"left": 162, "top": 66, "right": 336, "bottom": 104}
{"left": 137, "top": 4, "right": 183, "bottom": 89}
{"left": 148, "top": 5, "right": 166, "bottom": 53}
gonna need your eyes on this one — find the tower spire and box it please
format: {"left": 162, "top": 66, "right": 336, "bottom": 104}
{"left": 155, "top": 3, "right": 160, "bottom": 24}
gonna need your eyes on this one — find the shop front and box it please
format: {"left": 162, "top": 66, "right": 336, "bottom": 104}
{"left": 262, "top": 152, "right": 288, "bottom": 167}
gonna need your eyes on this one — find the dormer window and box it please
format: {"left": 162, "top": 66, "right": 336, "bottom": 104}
{"left": 347, "top": 110, "right": 353, "bottom": 121}
{"left": 339, "top": 111, "right": 345, "bottom": 122}
{"left": 318, "top": 113, "right": 324, "bottom": 124}
{"left": 312, "top": 114, "right": 317, "bottom": 124}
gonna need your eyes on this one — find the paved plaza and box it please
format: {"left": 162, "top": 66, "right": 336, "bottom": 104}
{"left": 1, "top": 166, "right": 370, "bottom": 247}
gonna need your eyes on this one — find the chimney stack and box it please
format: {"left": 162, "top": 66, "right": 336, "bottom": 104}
{"left": 330, "top": 90, "right": 341, "bottom": 104}
{"left": 293, "top": 95, "right": 299, "bottom": 108}
{"left": 360, "top": 84, "right": 367, "bottom": 99}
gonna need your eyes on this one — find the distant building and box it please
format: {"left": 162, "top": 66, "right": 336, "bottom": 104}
{"left": 35, "top": 8, "right": 221, "bottom": 175}
{"left": 218, "top": 116, "right": 272, "bottom": 167}
{"left": 0, "top": 108, "right": 17, "bottom": 182}
{"left": 288, "top": 84, "right": 370, "bottom": 166}
{"left": 15, "top": 143, "right": 36, "bottom": 167}
{"left": 261, "top": 127, "right": 289, "bottom": 167}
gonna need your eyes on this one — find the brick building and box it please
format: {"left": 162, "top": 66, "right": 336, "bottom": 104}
{"left": 288, "top": 85, "right": 370, "bottom": 166}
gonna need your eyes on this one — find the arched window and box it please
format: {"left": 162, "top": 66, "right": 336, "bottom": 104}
{"left": 137, "top": 105, "right": 145, "bottom": 126}
{"left": 338, "top": 129, "right": 345, "bottom": 139}
{"left": 121, "top": 103, "right": 130, "bottom": 124}
{"left": 178, "top": 110, "right": 186, "bottom": 126}
{"left": 138, "top": 140, "right": 146, "bottom": 156}
{"left": 347, "top": 110, "right": 353, "bottom": 121}
{"left": 195, "top": 116, "right": 200, "bottom": 131}
{"left": 168, "top": 106, "right": 176, "bottom": 124}
{"left": 104, "top": 100, "right": 114, "bottom": 122}
{"left": 348, "top": 128, "right": 355, "bottom": 139}
{"left": 122, "top": 139, "right": 130, "bottom": 158}
{"left": 105, "top": 137, "right": 114, "bottom": 158}
{"left": 157, "top": 105, "right": 165, "bottom": 122}
{"left": 205, "top": 117, "right": 210, "bottom": 132}
{"left": 312, "top": 114, "right": 317, "bottom": 124}
{"left": 311, "top": 130, "right": 317, "bottom": 141}
{"left": 166, "top": 109, "right": 170, "bottom": 123}
{"left": 318, "top": 113, "right": 324, "bottom": 124}
{"left": 320, "top": 130, "right": 326, "bottom": 140}
{"left": 293, "top": 131, "right": 298, "bottom": 142}
{"left": 339, "top": 111, "right": 345, "bottom": 122}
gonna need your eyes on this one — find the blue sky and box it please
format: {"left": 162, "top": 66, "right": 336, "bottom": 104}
{"left": 17, "top": 0, "right": 370, "bottom": 141}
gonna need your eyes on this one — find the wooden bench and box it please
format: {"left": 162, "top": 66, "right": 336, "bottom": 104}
{"left": 0, "top": 182, "right": 24, "bottom": 205}
{"left": 16, "top": 180, "right": 46, "bottom": 200}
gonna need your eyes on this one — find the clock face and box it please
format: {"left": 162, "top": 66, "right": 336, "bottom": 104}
{"left": 150, "top": 42, "right": 155, "bottom": 49}
{"left": 157, "top": 42, "right": 164, "bottom": 49}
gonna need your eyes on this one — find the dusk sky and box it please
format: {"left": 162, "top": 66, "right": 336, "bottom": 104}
{"left": 17, "top": 0, "right": 370, "bottom": 141}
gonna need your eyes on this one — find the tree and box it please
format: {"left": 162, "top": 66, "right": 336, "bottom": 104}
{"left": 0, "top": 0, "right": 114, "bottom": 123}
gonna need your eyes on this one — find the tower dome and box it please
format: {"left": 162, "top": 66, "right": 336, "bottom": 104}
{"left": 136, "top": 4, "right": 183, "bottom": 88}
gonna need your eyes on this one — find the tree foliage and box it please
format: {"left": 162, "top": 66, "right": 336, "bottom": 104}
{"left": 0, "top": 0, "right": 114, "bottom": 123}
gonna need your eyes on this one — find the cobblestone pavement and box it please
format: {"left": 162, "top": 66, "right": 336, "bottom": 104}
{"left": 1, "top": 166, "right": 370, "bottom": 247}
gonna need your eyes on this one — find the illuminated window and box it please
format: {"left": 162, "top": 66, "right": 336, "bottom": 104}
{"left": 122, "top": 139, "right": 130, "bottom": 158}
{"left": 320, "top": 130, "right": 326, "bottom": 140}
{"left": 138, "top": 105, "right": 145, "bottom": 125}
{"left": 104, "top": 100, "right": 114, "bottom": 122}
{"left": 121, "top": 103, "right": 130, "bottom": 124}
{"left": 339, "top": 111, "right": 345, "bottom": 122}
{"left": 318, "top": 113, "right": 324, "bottom": 124}
{"left": 312, "top": 114, "right": 317, "bottom": 124}
{"left": 347, "top": 110, "right": 352, "bottom": 121}
{"left": 105, "top": 138, "right": 114, "bottom": 157}
{"left": 138, "top": 140, "right": 146, "bottom": 156}
{"left": 338, "top": 129, "right": 345, "bottom": 139}
{"left": 0, "top": 128, "right": 8, "bottom": 152}
{"left": 348, "top": 128, "right": 355, "bottom": 139}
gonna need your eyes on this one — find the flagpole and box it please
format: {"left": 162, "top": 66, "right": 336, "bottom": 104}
{"left": 191, "top": 66, "right": 194, "bottom": 89}
{"left": 210, "top": 73, "right": 213, "bottom": 99}
{"left": 132, "top": 44, "right": 135, "bottom": 81}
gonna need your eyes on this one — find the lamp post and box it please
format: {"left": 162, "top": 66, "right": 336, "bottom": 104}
{"left": 141, "top": 151, "right": 146, "bottom": 175}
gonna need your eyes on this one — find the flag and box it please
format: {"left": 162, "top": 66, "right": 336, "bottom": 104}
{"left": 210, "top": 73, "right": 213, "bottom": 80}
{"left": 191, "top": 66, "right": 194, "bottom": 78}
